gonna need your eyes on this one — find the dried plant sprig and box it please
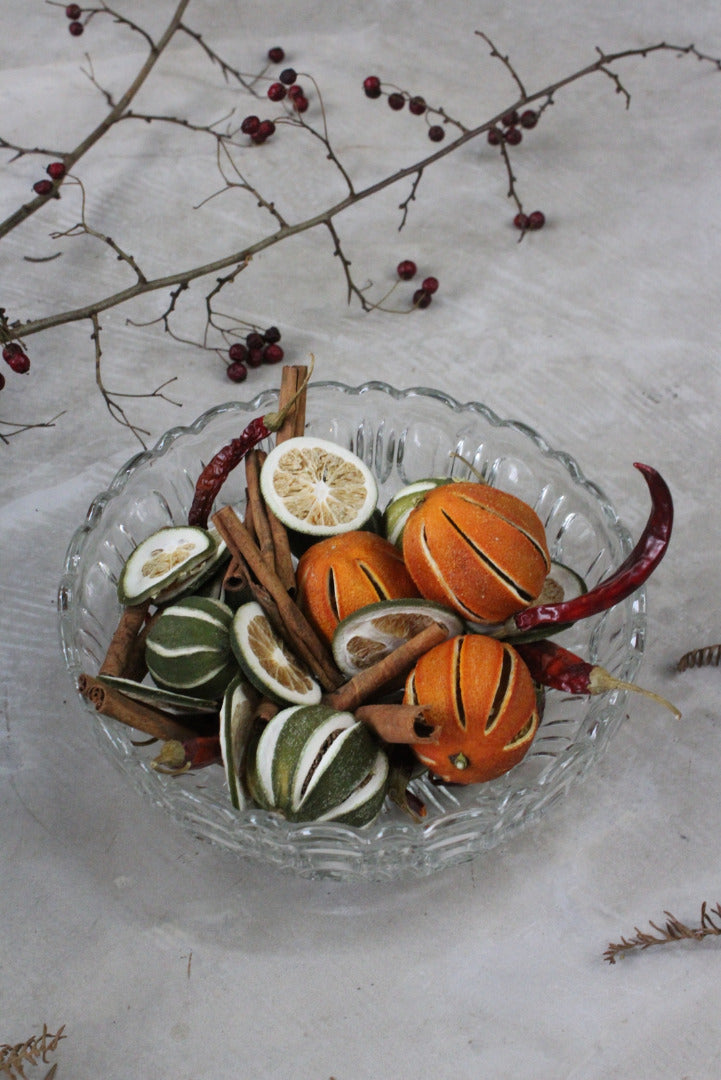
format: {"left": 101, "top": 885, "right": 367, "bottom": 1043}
{"left": 677, "top": 644, "right": 721, "bottom": 671}
{"left": 604, "top": 902, "right": 721, "bottom": 963}
{"left": 0, "top": 1024, "right": 66, "bottom": 1079}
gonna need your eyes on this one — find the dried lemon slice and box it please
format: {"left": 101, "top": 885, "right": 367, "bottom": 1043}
{"left": 259, "top": 435, "right": 378, "bottom": 536}
{"left": 331, "top": 598, "right": 464, "bottom": 677}
{"left": 229, "top": 601, "right": 322, "bottom": 706}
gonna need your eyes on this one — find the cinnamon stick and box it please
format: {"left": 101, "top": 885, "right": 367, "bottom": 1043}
{"left": 276, "top": 365, "right": 308, "bottom": 442}
{"left": 325, "top": 622, "right": 449, "bottom": 712}
{"left": 99, "top": 601, "right": 150, "bottom": 678}
{"left": 245, "top": 449, "right": 275, "bottom": 568}
{"left": 355, "top": 703, "right": 439, "bottom": 744}
{"left": 212, "top": 506, "right": 343, "bottom": 690}
{"left": 78, "top": 673, "right": 210, "bottom": 742}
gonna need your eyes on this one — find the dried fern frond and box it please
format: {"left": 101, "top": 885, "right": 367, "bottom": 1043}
{"left": 677, "top": 643, "right": 721, "bottom": 671}
{"left": 0, "top": 1025, "right": 65, "bottom": 1079}
{"left": 605, "top": 902, "right": 721, "bottom": 963}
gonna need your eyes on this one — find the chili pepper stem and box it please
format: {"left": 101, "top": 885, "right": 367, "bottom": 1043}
{"left": 588, "top": 666, "right": 681, "bottom": 719}
{"left": 263, "top": 354, "right": 314, "bottom": 432}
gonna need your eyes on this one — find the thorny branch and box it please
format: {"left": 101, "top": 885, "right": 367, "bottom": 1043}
{"left": 1, "top": 4, "right": 720, "bottom": 438}
{"left": 605, "top": 902, "right": 721, "bottom": 963}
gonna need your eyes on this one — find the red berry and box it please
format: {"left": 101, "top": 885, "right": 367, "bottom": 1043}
{"left": 46, "top": 161, "right": 66, "bottom": 180}
{"left": 246, "top": 349, "right": 264, "bottom": 368}
{"left": 263, "top": 343, "right": 284, "bottom": 364}
{"left": 0, "top": 373, "right": 5, "bottom": 391}
{"left": 268, "top": 82, "right": 287, "bottom": 102}
{"left": 68, "top": 20, "right": 84, "bottom": 36}
{"left": 408, "top": 96, "right": 426, "bottom": 116}
{"left": 513, "top": 212, "right": 529, "bottom": 230}
{"left": 3, "top": 344, "right": 30, "bottom": 373}
{"left": 241, "top": 115, "right": 261, "bottom": 135}
{"left": 504, "top": 126, "right": 522, "bottom": 146}
{"left": 292, "top": 95, "right": 309, "bottom": 113}
{"left": 65, "top": 4, "right": 81, "bottom": 16}
{"left": 428, "top": 125, "right": 445, "bottom": 143}
{"left": 268, "top": 46, "right": 285, "bottom": 63}
{"left": 228, "top": 342, "right": 248, "bottom": 362}
{"left": 227, "top": 361, "right": 248, "bottom": 383}
{"left": 421, "top": 276, "right": 439, "bottom": 294}
{"left": 246, "top": 331, "right": 265, "bottom": 351}
{"left": 363, "top": 76, "right": 382, "bottom": 99}
{"left": 412, "top": 289, "right": 432, "bottom": 309}
{"left": 264, "top": 326, "right": 281, "bottom": 343}
{"left": 279, "top": 68, "right": 297, "bottom": 85}
{"left": 487, "top": 127, "right": 502, "bottom": 146}
{"left": 501, "top": 110, "right": 519, "bottom": 128}
{"left": 252, "top": 119, "right": 276, "bottom": 143}
{"left": 288, "top": 84, "right": 304, "bottom": 99}
{"left": 388, "top": 92, "right": 405, "bottom": 111}
{"left": 527, "top": 210, "right": 546, "bottom": 230}
{"left": 33, "top": 179, "right": 53, "bottom": 196}
{"left": 396, "top": 259, "right": 417, "bottom": 281}
{"left": 520, "top": 109, "right": 538, "bottom": 129}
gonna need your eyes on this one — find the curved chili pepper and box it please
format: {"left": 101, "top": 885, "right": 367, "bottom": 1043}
{"left": 513, "top": 462, "right": 673, "bottom": 633}
{"left": 515, "top": 638, "right": 680, "bottom": 717}
{"left": 187, "top": 361, "right": 313, "bottom": 528}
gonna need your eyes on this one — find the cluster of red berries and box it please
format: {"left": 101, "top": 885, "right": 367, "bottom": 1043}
{"left": 2, "top": 343, "right": 31, "bottom": 389}
{"left": 267, "top": 67, "right": 310, "bottom": 114}
{"left": 363, "top": 77, "right": 446, "bottom": 143}
{"left": 65, "top": 4, "right": 84, "bottom": 36}
{"left": 226, "top": 326, "right": 284, "bottom": 383}
{"left": 487, "top": 107, "right": 538, "bottom": 148}
{"left": 396, "top": 260, "right": 439, "bottom": 309}
{"left": 240, "top": 115, "right": 276, "bottom": 144}
{"left": 513, "top": 209, "right": 546, "bottom": 232}
{"left": 32, "top": 161, "right": 66, "bottom": 197}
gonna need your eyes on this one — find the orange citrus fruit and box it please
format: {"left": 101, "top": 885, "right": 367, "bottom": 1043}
{"left": 404, "top": 633, "right": 539, "bottom": 784}
{"left": 296, "top": 530, "right": 419, "bottom": 644}
{"left": 402, "top": 481, "right": 550, "bottom": 623}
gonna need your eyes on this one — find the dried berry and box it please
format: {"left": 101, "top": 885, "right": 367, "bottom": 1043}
{"left": 520, "top": 109, "right": 538, "bottom": 129}
{"left": 396, "top": 260, "right": 417, "bottom": 281}
{"left": 279, "top": 68, "right": 297, "bottom": 85}
{"left": 388, "top": 92, "right": 405, "bottom": 111}
{"left": 68, "top": 20, "right": 84, "bottom": 36}
{"left": 504, "top": 126, "right": 522, "bottom": 146}
{"left": 264, "top": 326, "right": 281, "bottom": 344}
{"left": 46, "top": 161, "right": 66, "bottom": 180}
{"left": 227, "top": 361, "right": 248, "bottom": 383}
{"left": 421, "top": 276, "right": 439, "bottom": 294}
{"left": 263, "top": 343, "right": 284, "bottom": 364}
{"left": 527, "top": 210, "right": 546, "bottom": 230}
{"left": 246, "top": 331, "right": 265, "bottom": 351}
{"left": 240, "top": 115, "right": 261, "bottom": 136}
{"left": 363, "top": 76, "right": 382, "bottom": 99}
{"left": 487, "top": 127, "right": 502, "bottom": 145}
{"left": 65, "top": 4, "right": 82, "bottom": 17}
{"left": 33, "top": 179, "right": 53, "bottom": 196}
{"left": 228, "top": 342, "right": 248, "bottom": 363}
{"left": 268, "top": 82, "right": 287, "bottom": 102}
{"left": 501, "top": 109, "right": 519, "bottom": 128}
{"left": 428, "top": 125, "right": 445, "bottom": 143}
{"left": 413, "top": 289, "right": 432, "bottom": 309}
{"left": 268, "top": 46, "right": 285, "bottom": 64}
{"left": 513, "top": 212, "right": 529, "bottom": 230}
{"left": 408, "top": 96, "right": 426, "bottom": 116}
{"left": 293, "top": 95, "right": 309, "bottom": 113}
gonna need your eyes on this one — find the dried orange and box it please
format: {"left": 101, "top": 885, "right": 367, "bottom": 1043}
{"left": 404, "top": 634, "right": 539, "bottom": 784}
{"left": 402, "top": 481, "right": 550, "bottom": 624}
{"left": 296, "top": 530, "right": 420, "bottom": 644}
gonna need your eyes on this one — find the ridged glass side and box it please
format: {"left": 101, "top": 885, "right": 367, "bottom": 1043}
{"left": 58, "top": 382, "right": 645, "bottom": 881}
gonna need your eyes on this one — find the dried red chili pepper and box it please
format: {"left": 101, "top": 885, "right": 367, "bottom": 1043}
{"left": 515, "top": 638, "right": 680, "bottom": 718}
{"left": 513, "top": 462, "right": 672, "bottom": 633}
{"left": 187, "top": 361, "right": 313, "bottom": 528}
{"left": 151, "top": 734, "right": 222, "bottom": 773}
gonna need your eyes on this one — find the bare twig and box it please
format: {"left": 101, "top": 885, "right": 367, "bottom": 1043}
{"left": 605, "top": 902, "right": 721, "bottom": 963}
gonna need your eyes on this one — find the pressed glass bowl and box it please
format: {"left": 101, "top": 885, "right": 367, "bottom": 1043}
{"left": 58, "top": 381, "right": 645, "bottom": 881}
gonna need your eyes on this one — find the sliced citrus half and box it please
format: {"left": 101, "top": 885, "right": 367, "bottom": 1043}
{"left": 220, "top": 673, "right": 262, "bottom": 809}
{"left": 259, "top": 435, "right": 378, "bottom": 536}
{"left": 331, "top": 598, "right": 464, "bottom": 677}
{"left": 118, "top": 526, "right": 217, "bottom": 605}
{"left": 229, "top": 600, "right": 322, "bottom": 706}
